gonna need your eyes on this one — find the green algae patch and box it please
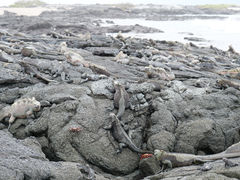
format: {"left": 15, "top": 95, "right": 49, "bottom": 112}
{"left": 9, "top": 0, "right": 46, "bottom": 8}
{"left": 198, "top": 4, "right": 236, "bottom": 10}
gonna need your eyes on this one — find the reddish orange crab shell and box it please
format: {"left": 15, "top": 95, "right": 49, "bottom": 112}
{"left": 69, "top": 127, "right": 82, "bottom": 132}
{"left": 140, "top": 154, "right": 153, "bottom": 160}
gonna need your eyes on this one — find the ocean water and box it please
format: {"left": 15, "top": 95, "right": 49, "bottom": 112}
{"left": 102, "top": 15, "right": 240, "bottom": 52}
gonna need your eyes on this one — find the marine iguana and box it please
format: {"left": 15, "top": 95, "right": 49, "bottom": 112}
{"left": 60, "top": 42, "right": 88, "bottom": 66}
{"left": 19, "top": 61, "right": 58, "bottom": 84}
{"left": 77, "top": 164, "right": 96, "bottom": 180}
{"left": 113, "top": 81, "right": 129, "bottom": 119}
{"left": 154, "top": 149, "right": 240, "bottom": 169}
{"left": 222, "top": 158, "right": 238, "bottom": 168}
{"left": 216, "top": 79, "right": 240, "bottom": 90}
{"left": 0, "top": 97, "right": 41, "bottom": 129}
{"left": 145, "top": 65, "right": 175, "bottom": 81}
{"left": 104, "top": 113, "right": 152, "bottom": 154}
{"left": 154, "top": 149, "right": 208, "bottom": 169}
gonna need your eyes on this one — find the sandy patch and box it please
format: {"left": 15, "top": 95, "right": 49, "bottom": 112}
{"left": 0, "top": 7, "right": 58, "bottom": 16}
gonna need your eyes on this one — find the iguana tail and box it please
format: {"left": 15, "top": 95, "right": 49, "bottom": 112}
{"left": 131, "top": 146, "right": 153, "bottom": 154}
{"left": 128, "top": 142, "right": 153, "bottom": 154}
{"left": 198, "top": 152, "right": 240, "bottom": 161}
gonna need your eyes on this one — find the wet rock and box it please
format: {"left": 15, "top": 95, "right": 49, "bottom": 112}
{"left": 128, "top": 82, "right": 155, "bottom": 94}
{"left": 184, "top": 36, "right": 208, "bottom": 42}
{"left": 21, "top": 46, "right": 37, "bottom": 57}
{"left": 175, "top": 119, "right": 225, "bottom": 154}
{"left": 107, "top": 24, "right": 163, "bottom": 33}
{"left": 20, "top": 83, "right": 91, "bottom": 101}
{"left": 139, "top": 156, "right": 161, "bottom": 177}
{"left": 3, "top": 10, "right": 17, "bottom": 17}
{"left": 69, "top": 96, "right": 139, "bottom": 174}
{"left": 0, "top": 50, "right": 15, "bottom": 62}
{"left": 173, "top": 70, "right": 204, "bottom": 78}
{"left": 0, "top": 130, "right": 96, "bottom": 180}
{"left": 26, "top": 94, "right": 139, "bottom": 174}
{"left": 86, "top": 47, "right": 119, "bottom": 56}
{"left": 1, "top": 4, "right": 240, "bottom": 179}
{"left": 129, "top": 93, "right": 149, "bottom": 113}
{"left": 0, "top": 87, "right": 20, "bottom": 104}
{"left": 149, "top": 97, "right": 176, "bottom": 134}
{"left": 0, "top": 63, "right": 32, "bottom": 86}
{"left": 25, "top": 108, "right": 49, "bottom": 135}
{"left": 179, "top": 32, "right": 194, "bottom": 35}
{"left": 21, "top": 136, "right": 47, "bottom": 158}
{"left": 147, "top": 130, "right": 175, "bottom": 152}
{"left": 90, "top": 79, "right": 114, "bottom": 99}
{"left": 106, "top": 20, "right": 114, "bottom": 24}
{"left": 26, "top": 21, "right": 53, "bottom": 31}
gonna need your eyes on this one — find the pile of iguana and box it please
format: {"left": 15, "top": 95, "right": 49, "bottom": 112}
{"left": 105, "top": 81, "right": 153, "bottom": 154}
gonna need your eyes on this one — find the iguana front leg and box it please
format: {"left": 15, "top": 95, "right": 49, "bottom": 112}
{"left": 117, "top": 143, "right": 127, "bottom": 154}
{"left": 103, "top": 124, "right": 112, "bottom": 130}
{"left": 106, "top": 131, "right": 127, "bottom": 154}
{"left": 103, "top": 123, "right": 120, "bottom": 153}
{"left": 106, "top": 131, "right": 118, "bottom": 150}
{"left": 8, "top": 115, "right": 15, "bottom": 130}
{"left": 26, "top": 109, "right": 33, "bottom": 116}
{"left": 162, "top": 159, "right": 172, "bottom": 170}
{"left": 223, "top": 158, "right": 238, "bottom": 168}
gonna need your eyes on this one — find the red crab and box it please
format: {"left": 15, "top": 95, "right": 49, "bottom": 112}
{"left": 69, "top": 127, "right": 82, "bottom": 132}
{"left": 140, "top": 154, "right": 153, "bottom": 160}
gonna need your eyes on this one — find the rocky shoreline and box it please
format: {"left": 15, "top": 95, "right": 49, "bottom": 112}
{"left": 1, "top": 4, "right": 240, "bottom": 180}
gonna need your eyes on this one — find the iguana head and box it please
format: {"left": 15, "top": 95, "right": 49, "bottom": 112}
{"left": 113, "top": 80, "right": 121, "bottom": 88}
{"left": 60, "top": 42, "right": 67, "bottom": 47}
{"left": 30, "top": 97, "right": 41, "bottom": 111}
{"left": 154, "top": 149, "right": 166, "bottom": 160}
{"left": 109, "top": 113, "right": 115, "bottom": 118}
{"left": 59, "top": 42, "right": 68, "bottom": 53}
{"left": 144, "top": 65, "right": 153, "bottom": 72}
{"left": 109, "top": 112, "right": 117, "bottom": 121}
{"left": 109, "top": 113, "right": 121, "bottom": 123}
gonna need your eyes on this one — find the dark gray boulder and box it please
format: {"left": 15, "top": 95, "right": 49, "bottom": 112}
{"left": 0, "top": 130, "right": 98, "bottom": 180}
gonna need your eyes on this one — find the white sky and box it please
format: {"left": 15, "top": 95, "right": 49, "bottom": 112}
{"left": 1, "top": 0, "right": 240, "bottom": 6}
